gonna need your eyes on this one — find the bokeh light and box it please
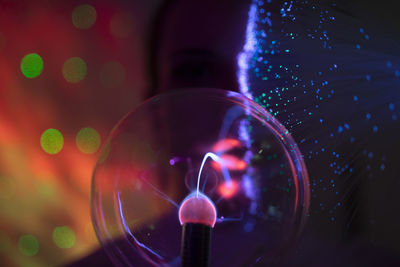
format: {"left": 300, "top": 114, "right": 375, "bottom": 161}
{"left": 53, "top": 226, "right": 76, "bottom": 249}
{"left": 76, "top": 127, "right": 101, "bottom": 154}
{"left": 40, "top": 129, "right": 64, "bottom": 155}
{"left": 20, "top": 53, "right": 43, "bottom": 78}
{"left": 18, "top": 234, "right": 39, "bottom": 256}
{"left": 218, "top": 180, "right": 239, "bottom": 199}
{"left": 72, "top": 4, "right": 97, "bottom": 30}
{"left": 99, "top": 61, "right": 126, "bottom": 88}
{"left": 62, "top": 57, "right": 87, "bottom": 83}
{"left": 110, "top": 13, "right": 134, "bottom": 38}
{"left": 0, "top": 1, "right": 144, "bottom": 266}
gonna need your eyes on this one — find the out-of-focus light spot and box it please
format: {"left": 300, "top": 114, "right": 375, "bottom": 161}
{"left": 18, "top": 235, "right": 39, "bottom": 256}
{"left": 212, "top": 138, "right": 242, "bottom": 153}
{"left": 0, "top": 232, "right": 10, "bottom": 253}
{"left": 62, "top": 57, "right": 87, "bottom": 83}
{"left": 41, "top": 129, "right": 64, "bottom": 155}
{"left": 72, "top": 4, "right": 97, "bottom": 30}
{"left": 212, "top": 155, "right": 247, "bottom": 171}
{"left": 20, "top": 53, "right": 43, "bottom": 78}
{"left": 99, "top": 61, "right": 126, "bottom": 88}
{"left": 110, "top": 13, "right": 134, "bottom": 38}
{"left": 76, "top": 127, "right": 101, "bottom": 154}
{"left": 218, "top": 180, "right": 239, "bottom": 198}
{"left": 0, "top": 176, "right": 16, "bottom": 199}
{"left": 53, "top": 226, "right": 76, "bottom": 248}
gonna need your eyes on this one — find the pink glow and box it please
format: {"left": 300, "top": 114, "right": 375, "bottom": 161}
{"left": 178, "top": 193, "right": 217, "bottom": 228}
{"left": 218, "top": 180, "right": 239, "bottom": 199}
{"left": 212, "top": 138, "right": 242, "bottom": 153}
{"left": 211, "top": 154, "right": 247, "bottom": 171}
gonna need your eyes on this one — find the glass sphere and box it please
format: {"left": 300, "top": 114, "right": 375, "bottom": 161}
{"left": 91, "top": 89, "right": 310, "bottom": 266}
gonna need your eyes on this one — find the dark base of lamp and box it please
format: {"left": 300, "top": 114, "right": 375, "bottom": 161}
{"left": 181, "top": 223, "right": 212, "bottom": 267}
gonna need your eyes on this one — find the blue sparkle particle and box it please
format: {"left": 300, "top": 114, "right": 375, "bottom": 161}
{"left": 380, "top": 164, "right": 385, "bottom": 171}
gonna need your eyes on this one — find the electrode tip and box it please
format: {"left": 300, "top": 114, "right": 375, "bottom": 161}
{"left": 179, "top": 192, "right": 217, "bottom": 228}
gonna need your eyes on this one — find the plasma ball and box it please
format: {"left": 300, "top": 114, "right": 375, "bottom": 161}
{"left": 179, "top": 193, "right": 217, "bottom": 228}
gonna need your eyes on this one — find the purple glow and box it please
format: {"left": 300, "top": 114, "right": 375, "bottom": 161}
{"left": 116, "top": 192, "right": 167, "bottom": 266}
{"left": 237, "top": 3, "right": 257, "bottom": 100}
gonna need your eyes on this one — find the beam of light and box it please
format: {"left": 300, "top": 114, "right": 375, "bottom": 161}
{"left": 236, "top": 3, "right": 257, "bottom": 100}
{"left": 216, "top": 214, "right": 244, "bottom": 223}
{"left": 196, "top": 152, "right": 234, "bottom": 197}
{"left": 217, "top": 106, "right": 244, "bottom": 141}
{"left": 138, "top": 172, "right": 179, "bottom": 208}
{"left": 197, "top": 152, "right": 222, "bottom": 197}
{"left": 116, "top": 192, "right": 168, "bottom": 267}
